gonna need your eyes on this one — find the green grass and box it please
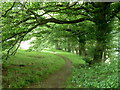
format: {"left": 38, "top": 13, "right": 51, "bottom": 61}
{"left": 66, "top": 60, "right": 118, "bottom": 88}
{"left": 44, "top": 49, "right": 86, "bottom": 66}
{"left": 5, "top": 49, "right": 113, "bottom": 88}
{"left": 3, "top": 50, "right": 65, "bottom": 88}
{"left": 42, "top": 49, "right": 118, "bottom": 88}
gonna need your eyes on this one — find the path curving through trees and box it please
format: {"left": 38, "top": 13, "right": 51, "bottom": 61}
{"left": 28, "top": 54, "right": 72, "bottom": 88}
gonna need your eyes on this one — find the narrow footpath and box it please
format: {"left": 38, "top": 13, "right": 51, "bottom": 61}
{"left": 28, "top": 54, "right": 72, "bottom": 88}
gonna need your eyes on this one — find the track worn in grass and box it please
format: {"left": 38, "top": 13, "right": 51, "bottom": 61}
{"left": 2, "top": 50, "right": 65, "bottom": 88}
{"left": 28, "top": 54, "right": 72, "bottom": 88}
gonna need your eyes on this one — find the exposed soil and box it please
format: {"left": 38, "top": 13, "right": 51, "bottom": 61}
{"left": 28, "top": 54, "right": 72, "bottom": 88}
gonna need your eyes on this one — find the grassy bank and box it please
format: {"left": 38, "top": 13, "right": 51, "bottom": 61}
{"left": 3, "top": 50, "right": 65, "bottom": 88}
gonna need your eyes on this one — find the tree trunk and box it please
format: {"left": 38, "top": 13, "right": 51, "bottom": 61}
{"left": 81, "top": 43, "right": 85, "bottom": 56}
{"left": 92, "top": 2, "right": 112, "bottom": 64}
{"left": 92, "top": 24, "right": 110, "bottom": 64}
{"left": 92, "top": 41, "right": 104, "bottom": 64}
{"left": 64, "top": 48, "right": 67, "bottom": 51}
{"left": 78, "top": 42, "right": 81, "bottom": 55}
{"left": 78, "top": 41, "right": 85, "bottom": 56}
{"left": 75, "top": 48, "right": 79, "bottom": 54}
{"left": 67, "top": 41, "right": 71, "bottom": 52}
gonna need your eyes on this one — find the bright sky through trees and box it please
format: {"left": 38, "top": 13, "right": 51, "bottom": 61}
{"left": 20, "top": 37, "right": 35, "bottom": 49}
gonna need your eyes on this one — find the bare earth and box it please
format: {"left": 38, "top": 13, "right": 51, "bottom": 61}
{"left": 28, "top": 54, "right": 72, "bottom": 88}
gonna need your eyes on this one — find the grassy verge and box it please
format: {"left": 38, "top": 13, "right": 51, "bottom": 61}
{"left": 2, "top": 50, "right": 65, "bottom": 88}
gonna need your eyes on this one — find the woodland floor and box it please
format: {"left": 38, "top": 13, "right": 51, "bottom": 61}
{"left": 27, "top": 54, "right": 72, "bottom": 88}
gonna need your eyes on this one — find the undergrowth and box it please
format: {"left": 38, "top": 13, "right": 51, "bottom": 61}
{"left": 66, "top": 60, "right": 118, "bottom": 88}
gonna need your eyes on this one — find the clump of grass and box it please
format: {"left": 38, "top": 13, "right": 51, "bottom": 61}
{"left": 3, "top": 50, "right": 65, "bottom": 88}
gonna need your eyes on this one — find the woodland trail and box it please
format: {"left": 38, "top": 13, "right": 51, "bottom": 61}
{"left": 28, "top": 54, "right": 72, "bottom": 88}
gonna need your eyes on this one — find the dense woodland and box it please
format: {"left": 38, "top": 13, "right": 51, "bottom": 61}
{"left": 1, "top": 1, "right": 120, "bottom": 88}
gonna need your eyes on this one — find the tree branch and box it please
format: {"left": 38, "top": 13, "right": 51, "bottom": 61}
{"left": 5, "top": 37, "right": 19, "bottom": 60}
{"left": 10, "top": 33, "right": 26, "bottom": 56}
{"left": 15, "top": 17, "right": 36, "bottom": 26}
{"left": 28, "top": 2, "right": 77, "bottom": 11}
{"left": 2, "top": 23, "right": 40, "bottom": 42}
{"left": 46, "top": 17, "right": 89, "bottom": 24}
{"left": 2, "top": 2, "right": 16, "bottom": 17}
{"left": 3, "top": 16, "right": 91, "bottom": 42}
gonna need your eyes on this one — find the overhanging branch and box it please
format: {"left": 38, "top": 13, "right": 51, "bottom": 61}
{"left": 15, "top": 17, "right": 36, "bottom": 26}
{"left": 3, "top": 16, "right": 91, "bottom": 42}
{"left": 2, "top": 23, "right": 40, "bottom": 42}
{"left": 46, "top": 17, "right": 87, "bottom": 24}
{"left": 2, "top": 2, "right": 16, "bottom": 17}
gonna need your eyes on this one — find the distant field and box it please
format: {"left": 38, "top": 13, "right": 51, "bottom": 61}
{"left": 3, "top": 50, "right": 65, "bottom": 88}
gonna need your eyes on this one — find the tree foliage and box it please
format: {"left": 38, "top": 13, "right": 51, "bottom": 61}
{"left": 2, "top": 2, "right": 120, "bottom": 64}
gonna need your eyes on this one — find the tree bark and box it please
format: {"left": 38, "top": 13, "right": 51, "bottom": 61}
{"left": 67, "top": 42, "right": 71, "bottom": 52}
{"left": 92, "top": 41, "right": 104, "bottom": 64}
{"left": 92, "top": 23, "right": 110, "bottom": 64}
{"left": 92, "top": 2, "right": 112, "bottom": 64}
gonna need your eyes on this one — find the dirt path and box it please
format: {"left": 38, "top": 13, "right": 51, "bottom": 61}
{"left": 28, "top": 54, "right": 72, "bottom": 88}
